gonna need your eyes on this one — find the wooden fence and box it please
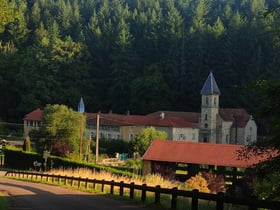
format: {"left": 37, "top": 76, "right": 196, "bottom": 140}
{"left": 5, "top": 171, "right": 280, "bottom": 210}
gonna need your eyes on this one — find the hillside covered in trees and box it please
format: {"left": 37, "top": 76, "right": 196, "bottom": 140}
{"left": 1, "top": 0, "right": 280, "bottom": 122}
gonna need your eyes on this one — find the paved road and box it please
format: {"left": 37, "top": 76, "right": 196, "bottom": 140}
{"left": 0, "top": 176, "right": 151, "bottom": 210}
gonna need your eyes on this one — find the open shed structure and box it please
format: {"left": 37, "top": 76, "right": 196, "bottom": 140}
{"left": 142, "top": 140, "right": 277, "bottom": 182}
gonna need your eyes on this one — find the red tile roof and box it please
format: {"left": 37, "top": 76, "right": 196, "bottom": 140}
{"left": 143, "top": 140, "right": 278, "bottom": 168}
{"left": 147, "top": 111, "right": 200, "bottom": 124}
{"left": 23, "top": 108, "right": 42, "bottom": 121}
{"left": 219, "top": 108, "right": 251, "bottom": 128}
{"left": 86, "top": 113, "right": 197, "bottom": 128}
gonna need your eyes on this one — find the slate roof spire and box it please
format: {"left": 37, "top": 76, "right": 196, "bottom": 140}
{"left": 78, "top": 97, "right": 85, "bottom": 113}
{"left": 200, "top": 72, "right": 221, "bottom": 95}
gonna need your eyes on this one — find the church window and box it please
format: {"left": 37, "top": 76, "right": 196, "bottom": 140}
{"left": 206, "top": 97, "right": 209, "bottom": 105}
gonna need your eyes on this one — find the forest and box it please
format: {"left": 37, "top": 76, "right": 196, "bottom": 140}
{"left": 1, "top": 0, "right": 280, "bottom": 124}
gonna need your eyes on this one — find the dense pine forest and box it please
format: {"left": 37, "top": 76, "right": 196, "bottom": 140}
{"left": 1, "top": 0, "right": 280, "bottom": 122}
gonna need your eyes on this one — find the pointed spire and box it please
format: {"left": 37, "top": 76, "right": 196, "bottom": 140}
{"left": 200, "top": 72, "right": 221, "bottom": 95}
{"left": 78, "top": 97, "right": 85, "bottom": 113}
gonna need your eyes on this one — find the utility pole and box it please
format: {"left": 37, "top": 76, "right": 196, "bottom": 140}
{"left": 79, "top": 119, "right": 83, "bottom": 160}
{"left": 95, "top": 114, "right": 99, "bottom": 163}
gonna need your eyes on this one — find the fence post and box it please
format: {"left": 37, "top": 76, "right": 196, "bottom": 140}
{"left": 101, "top": 179, "right": 105, "bottom": 192}
{"left": 85, "top": 178, "right": 88, "bottom": 189}
{"left": 78, "top": 177, "right": 81, "bottom": 188}
{"left": 119, "top": 181, "right": 124, "bottom": 196}
{"left": 216, "top": 192, "right": 224, "bottom": 210}
{"left": 154, "top": 185, "right": 161, "bottom": 205}
{"left": 110, "top": 180, "right": 114, "bottom": 194}
{"left": 191, "top": 189, "right": 199, "bottom": 210}
{"left": 71, "top": 176, "right": 74, "bottom": 186}
{"left": 249, "top": 196, "right": 258, "bottom": 210}
{"left": 171, "top": 187, "right": 178, "bottom": 210}
{"left": 130, "top": 182, "right": 135, "bottom": 199}
{"left": 141, "top": 184, "right": 147, "bottom": 202}
{"left": 93, "top": 179, "right": 96, "bottom": 189}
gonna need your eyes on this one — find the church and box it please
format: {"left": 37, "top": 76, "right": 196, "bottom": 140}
{"left": 148, "top": 72, "right": 257, "bottom": 145}
{"left": 23, "top": 72, "right": 257, "bottom": 145}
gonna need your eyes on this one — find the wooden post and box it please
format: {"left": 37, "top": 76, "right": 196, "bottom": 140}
{"left": 130, "top": 182, "right": 135, "bottom": 199}
{"left": 171, "top": 187, "right": 178, "bottom": 209}
{"left": 191, "top": 189, "right": 199, "bottom": 210}
{"left": 95, "top": 114, "right": 99, "bottom": 163}
{"left": 101, "top": 179, "right": 105, "bottom": 192}
{"left": 119, "top": 181, "right": 124, "bottom": 196}
{"left": 141, "top": 184, "right": 147, "bottom": 202}
{"left": 110, "top": 180, "right": 114, "bottom": 194}
{"left": 216, "top": 192, "right": 224, "bottom": 210}
{"left": 154, "top": 185, "right": 161, "bottom": 204}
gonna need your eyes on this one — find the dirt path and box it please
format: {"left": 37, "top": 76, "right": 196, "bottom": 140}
{"left": 0, "top": 177, "right": 152, "bottom": 210}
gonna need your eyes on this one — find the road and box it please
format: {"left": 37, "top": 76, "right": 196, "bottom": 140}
{"left": 0, "top": 176, "right": 152, "bottom": 210}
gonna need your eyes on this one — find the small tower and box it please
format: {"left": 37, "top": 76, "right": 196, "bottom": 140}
{"left": 199, "top": 72, "right": 221, "bottom": 143}
{"left": 78, "top": 97, "right": 85, "bottom": 113}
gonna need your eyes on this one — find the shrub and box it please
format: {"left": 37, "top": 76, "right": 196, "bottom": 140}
{"left": 185, "top": 173, "right": 210, "bottom": 193}
{"left": 201, "top": 171, "right": 227, "bottom": 194}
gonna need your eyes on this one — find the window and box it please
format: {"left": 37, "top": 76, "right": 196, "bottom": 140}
{"left": 129, "top": 133, "right": 134, "bottom": 141}
{"left": 206, "top": 97, "right": 209, "bottom": 105}
{"left": 226, "top": 134, "right": 229, "bottom": 143}
{"left": 203, "top": 137, "right": 208, "bottom": 142}
{"left": 192, "top": 133, "right": 195, "bottom": 140}
{"left": 205, "top": 114, "right": 207, "bottom": 120}
{"left": 204, "top": 123, "right": 208, "bottom": 128}
{"left": 179, "top": 134, "right": 185, "bottom": 140}
{"left": 214, "top": 97, "right": 217, "bottom": 106}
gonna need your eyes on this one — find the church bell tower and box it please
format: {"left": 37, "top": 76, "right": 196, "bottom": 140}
{"left": 199, "top": 72, "right": 221, "bottom": 143}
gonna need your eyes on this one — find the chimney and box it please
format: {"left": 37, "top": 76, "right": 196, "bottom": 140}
{"left": 160, "top": 112, "right": 165, "bottom": 120}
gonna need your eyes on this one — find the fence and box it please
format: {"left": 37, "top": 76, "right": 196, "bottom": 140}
{"left": 5, "top": 171, "right": 280, "bottom": 210}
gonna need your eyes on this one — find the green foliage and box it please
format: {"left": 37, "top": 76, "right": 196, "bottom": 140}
{"left": 0, "top": 0, "right": 280, "bottom": 122}
{"left": 254, "top": 172, "right": 280, "bottom": 201}
{"left": 41, "top": 104, "right": 86, "bottom": 157}
{"left": 97, "top": 139, "right": 129, "bottom": 157}
{"left": 130, "top": 127, "right": 167, "bottom": 156}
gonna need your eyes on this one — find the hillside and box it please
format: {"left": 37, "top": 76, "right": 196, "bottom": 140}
{"left": 0, "top": 0, "right": 280, "bottom": 122}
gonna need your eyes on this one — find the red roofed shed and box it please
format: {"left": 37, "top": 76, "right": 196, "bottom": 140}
{"left": 142, "top": 140, "right": 277, "bottom": 178}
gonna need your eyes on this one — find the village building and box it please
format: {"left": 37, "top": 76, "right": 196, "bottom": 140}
{"left": 142, "top": 140, "right": 277, "bottom": 181}
{"left": 148, "top": 72, "right": 257, "bottom": 145}
{"left": 23, "top": 72, "right": 257, "bottom": 145}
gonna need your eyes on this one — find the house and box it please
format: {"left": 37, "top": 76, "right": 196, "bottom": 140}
{"left": 85, "top": 113, "right": 198, "bottom": 142}
{"left": 148, "top": 72, "right": 257, "bottom": 145}
{"left": 142, "top": 140, "right": 277, "bottom": 177}
{"left": 23, "top": 100, "right": 199, "bottom": 142}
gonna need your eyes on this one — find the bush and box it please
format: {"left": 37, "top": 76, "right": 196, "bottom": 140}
{"left": 185, "top": 173, "right": 210, "bottom": 193}
{"left": 201, "top": 171, "right": 227, "bottom": 194}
